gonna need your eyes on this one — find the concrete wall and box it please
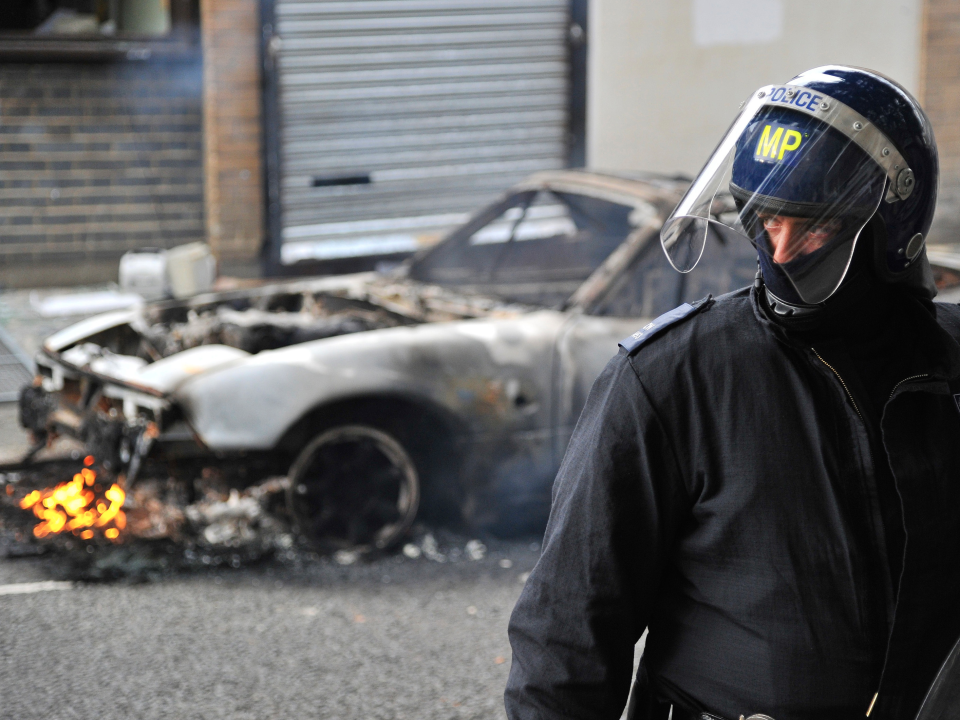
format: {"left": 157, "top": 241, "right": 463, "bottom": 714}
{"left": 587, "top": 0, "right": 923, "bottom": 177}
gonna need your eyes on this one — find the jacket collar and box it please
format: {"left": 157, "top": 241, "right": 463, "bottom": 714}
{"left": 749, "top": 284, "right": 960, "bottom": 382}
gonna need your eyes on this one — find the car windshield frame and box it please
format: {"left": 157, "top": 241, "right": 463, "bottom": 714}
{"left": 406, "top": 184, "right": 650, "bottom": 310}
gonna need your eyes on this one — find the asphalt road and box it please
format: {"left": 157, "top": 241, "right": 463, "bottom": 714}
{"left": 0, "top": 540, "right": 539, "bottom": 720}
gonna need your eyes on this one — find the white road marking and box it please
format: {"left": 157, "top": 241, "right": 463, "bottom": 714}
{"left": 0, "top": 581, "right": 73, "bottom": 596}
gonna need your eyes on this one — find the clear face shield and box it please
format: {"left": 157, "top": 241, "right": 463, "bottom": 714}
{"left": 661, "top": 85, "right": 916, "bottom": 304}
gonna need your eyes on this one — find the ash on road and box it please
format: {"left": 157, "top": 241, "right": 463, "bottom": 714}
{"left": 0, "top": 537, "right": 539, "bottom": 720}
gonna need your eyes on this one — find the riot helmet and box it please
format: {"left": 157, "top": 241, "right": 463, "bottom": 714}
{"left": 661, "top": 66, "right": 939, "bottom": 305}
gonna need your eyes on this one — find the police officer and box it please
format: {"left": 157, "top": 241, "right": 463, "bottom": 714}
{"left": 505, "top": 66, "right": 960, "bottom": 720}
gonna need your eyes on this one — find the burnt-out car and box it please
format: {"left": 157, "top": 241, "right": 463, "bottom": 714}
{"left": 21, "top": 170, "right": 756, "bottom": 549}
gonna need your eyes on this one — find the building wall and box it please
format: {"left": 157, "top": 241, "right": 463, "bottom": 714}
{"left": 0, "top": 60, "right": 205, "bottom": 287}
{"left": 200, "top": 0, "right": 264, "bottom": 275}
{"left": 921, "top": 0, "right": 960, "bottom": 244}
{"left": 587, "top": 0, "right": 923, "bottom": 178}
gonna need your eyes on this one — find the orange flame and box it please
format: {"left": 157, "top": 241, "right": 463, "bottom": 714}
{"left": 19, "top": 461, "right": 126, "bottom": 541}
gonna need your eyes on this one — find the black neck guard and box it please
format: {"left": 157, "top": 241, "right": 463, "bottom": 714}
{"left": 759, "top": 262, "right": 917, "bottom": 337}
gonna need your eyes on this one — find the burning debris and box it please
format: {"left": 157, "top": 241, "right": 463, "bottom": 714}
{"left": 4, "top": 454, "right": 496, "bottom": 564}
{"left": 0, "top": 459, "right": 294, "bottom": 577}
{"left": 18, "top": 456, "right": 126, "bottom": 541}
{"left": 1, "top": 457, "right": 536, "bottom": 585}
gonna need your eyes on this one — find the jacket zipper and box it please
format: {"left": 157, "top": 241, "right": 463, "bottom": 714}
{"left": 812, "top": 349, "right": 925, "bottom": 716}
{"left": 864, "top": 372, "right": 931, "bottom": 716}
{"left": 888, "top": 374, "right": 929, "bottom": 402}
{"left": 811, "top": 348, "right": 863, "bottom": 421}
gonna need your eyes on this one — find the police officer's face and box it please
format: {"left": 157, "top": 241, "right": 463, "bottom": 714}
{"left": 758, "top": 214, "right": 842, "bottom": 264}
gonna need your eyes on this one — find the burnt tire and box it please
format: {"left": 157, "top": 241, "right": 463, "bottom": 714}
{"left": 286, "top": 425, "right": 420, "bottom": 552}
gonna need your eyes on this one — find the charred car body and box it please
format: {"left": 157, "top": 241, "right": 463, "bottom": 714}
{"left": 21, "top": 171, "right": 756, "bottom": 550}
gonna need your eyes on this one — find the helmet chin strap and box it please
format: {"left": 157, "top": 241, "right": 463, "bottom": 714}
{"left": 764, "top": 286, "right": 823, "bottom": 318}
{"left": 755, "top": 261, "right": 823, "bottom": 319}
{"left": 756, "top": 248, "right": 822, "bottom": 311}
{"left": 757, "top": 251, "right": 882, "bottom": 332}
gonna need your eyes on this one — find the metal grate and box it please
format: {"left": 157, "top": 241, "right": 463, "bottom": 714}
{"left": 0, "top": 63, "right": 205, "bottom": 271}
{"left": 0, "top": 327, "right": 35, "bottom": 403}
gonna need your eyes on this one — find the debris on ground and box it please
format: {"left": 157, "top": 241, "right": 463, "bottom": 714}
{"left": 400, "top": 533, "right": 488, "bottom": 564}
{"left": 0, "top": 461, "right": 291, "bottom": 579}
{"left": 333, "top": 549, "right": 360, "bottom": 566}
{"left": 420, "top": 532, "right": 446, "bottom": 563}
{"left": 0, "top": 458, "right": 538, "bottom": 582}
{"left": 184, "top": 480, "right": 288, "bottom": 548}
{"left": 465, "top": 539, "right": 487, "bottom": 561}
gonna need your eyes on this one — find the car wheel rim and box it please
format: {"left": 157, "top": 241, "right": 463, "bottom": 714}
{"left": 286, "top": 425, "right": 419, "bottom": 551}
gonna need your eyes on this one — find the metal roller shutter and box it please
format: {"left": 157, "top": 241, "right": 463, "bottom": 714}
{"left": 271, "top": 0, "right": 571, "bottom": 265}
{"left": 0, "top": 61, "right": 204, "bottom": 285}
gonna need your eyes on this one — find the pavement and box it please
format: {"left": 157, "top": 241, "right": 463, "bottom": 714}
{"left": 0, "top": 404, "right": 31, "bottom": 463}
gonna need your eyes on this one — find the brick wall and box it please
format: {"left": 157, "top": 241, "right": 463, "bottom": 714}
{"left": 200, "top": 0, "right": 264, "bottom": 273}
{"left": 0, "top": 60, "right": 205, "bottom": 287}
{"left": 922, "top": 0, "right": 960, "bottom": 245}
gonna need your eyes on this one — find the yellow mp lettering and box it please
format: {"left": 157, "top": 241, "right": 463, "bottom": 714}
{"left": 756, "top": 125, "right": 783, "bottom": 158}
{"left": 778, "top": 130, "right": 803, "bottom": 160}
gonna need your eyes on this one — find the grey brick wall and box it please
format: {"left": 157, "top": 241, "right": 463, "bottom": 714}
{"left": 0, "top": 60, "right": 205, "bottom": 287}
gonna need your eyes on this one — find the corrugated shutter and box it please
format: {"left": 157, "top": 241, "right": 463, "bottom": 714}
{"left": 273, "top": 0, "right": 571, "bottom": 264}
{"left": 0, "top": 62, "right": 205, "bottom": 286}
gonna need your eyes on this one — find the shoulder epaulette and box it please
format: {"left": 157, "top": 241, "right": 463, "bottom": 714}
{"left": 619, "top": 296, "right": 712, "bottom": 354}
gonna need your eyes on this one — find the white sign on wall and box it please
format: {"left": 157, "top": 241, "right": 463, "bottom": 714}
{"left": 692, "top": 0, "right": 784, "bottom": 46}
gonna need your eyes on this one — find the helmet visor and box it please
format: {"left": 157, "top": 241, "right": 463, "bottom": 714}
{"left": 661, "top": 85, "right": 900, "bottom": 304}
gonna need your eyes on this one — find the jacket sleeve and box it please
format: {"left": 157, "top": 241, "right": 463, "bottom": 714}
{"left": 504, "top": 350, "right": 687, "bottom": 720}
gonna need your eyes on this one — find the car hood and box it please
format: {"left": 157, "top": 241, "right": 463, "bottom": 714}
{"left": 35, "top": 274, "right": 548, "bottom": 448}
{"left": 172, "top": 310, "right": 566, "bottom": 450}
{"left": 133, "top": 345, "right": 252, "bottom": 394}
{"left": 39, "top": 272, "right": 530, "bottom": 389}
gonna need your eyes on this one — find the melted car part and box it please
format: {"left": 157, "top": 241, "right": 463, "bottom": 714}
{"left": 143, "top": 293, "right": 413, "bottom": 357}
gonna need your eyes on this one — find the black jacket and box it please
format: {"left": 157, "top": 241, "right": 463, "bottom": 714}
{"left": 505, "top": 285, "right": 960, "bottom": 720}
